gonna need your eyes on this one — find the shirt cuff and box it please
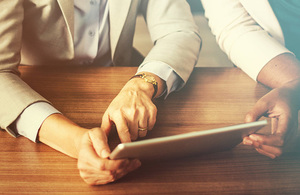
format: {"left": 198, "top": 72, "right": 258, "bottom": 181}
{"left": 14, "top": 102, "right": 61, "bottom": 143}
{"left": 137, "top": 61, "right": 182, "bottom": 98}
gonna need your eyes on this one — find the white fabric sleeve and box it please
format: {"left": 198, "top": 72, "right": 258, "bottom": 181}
{"left": 137, "top": 61, "right": 182, "bottom": 98}
{"left": 14, "top": 102, "right": 61, "bottom": 142}
{"left": 201, "top": 0, "right": 292, "bottom": 80}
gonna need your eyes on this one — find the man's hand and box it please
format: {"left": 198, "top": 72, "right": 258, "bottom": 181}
{"left": 77, "top": 128, "right": 141, "bottom": 185}
{"left": 243, "top": 80, "right": 300, "bottom": 158}
{"left": 101, "top": 72, "right": 165, "bottom": 143}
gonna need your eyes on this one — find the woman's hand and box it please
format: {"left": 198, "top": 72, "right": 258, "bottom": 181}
{"left": 77, "top": 127, "right": 141, "bottom": 185}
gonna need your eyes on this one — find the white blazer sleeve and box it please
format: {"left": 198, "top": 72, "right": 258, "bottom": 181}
{"left": 201, "top": 0, "right": 291, "bottom": 80}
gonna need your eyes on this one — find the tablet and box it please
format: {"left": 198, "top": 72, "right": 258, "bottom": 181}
{"left": 109, "top": 120, "right": 267, "bottom": 160}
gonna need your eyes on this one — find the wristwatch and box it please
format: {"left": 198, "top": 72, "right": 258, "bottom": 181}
{"left": 130, "top": 73, "right": 158, "bottom": 99}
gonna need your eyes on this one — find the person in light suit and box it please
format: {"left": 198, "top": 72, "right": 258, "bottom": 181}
{"left": 0, "top": 0, "right": 201, "bottom": 185}
{"left": 201, "top": 0, "right": 300, "bottom": 159}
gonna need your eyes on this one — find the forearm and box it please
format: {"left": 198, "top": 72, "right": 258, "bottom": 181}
{"left": 257, "top": 53, "right": 300, "bottom": 88}
{"left": 257, "top": 53, "right": 300, "bottom": 111}
{"left": 38, "top": 113, "right": 87, "bottom": 158}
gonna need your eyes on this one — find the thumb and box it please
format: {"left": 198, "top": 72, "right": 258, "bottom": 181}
{"left": 89, "top": 128, "right": 111, "bottom": 159}
{"left": 245, "top": 100, "right": 268, "bottom": 123}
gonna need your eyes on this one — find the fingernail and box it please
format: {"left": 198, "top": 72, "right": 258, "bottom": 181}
{"left": 101, "top": 149, "right": 110, "bottom": 158}
{"left": 243, "top": 139, "right": 253, "bottom": 145}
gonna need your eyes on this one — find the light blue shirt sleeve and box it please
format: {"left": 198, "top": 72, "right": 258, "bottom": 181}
{"left": 137, "top": 61, "right": 183, "bottom": 98}
{"left": 14, "top": 102, "right": 61, "bottom": 142}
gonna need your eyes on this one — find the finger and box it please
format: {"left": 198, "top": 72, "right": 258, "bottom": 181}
{"left": 259, "top": 144, "right": 282, "bottom": 157}
{"left": 78, "top": 152, "right": 132, "bottom": 172}
{"left": 249, "top": 134, "right": 284, "bottom": 147}
{"left": 102, "top": 159, "right": 133, "bottom": 172}
{"left": 147, "top": 104, "right": 157, "bottom": 130}
{"left": 80, "top": 170, "right": 116, "bottom": 185}
{"left": 94, "top": 177, "right": 116, "bottom": 185}
{"left": 110, "top": 111, "right": 131, "bottom": 143}
{"left": 243, "top": 136, "right": 261, "bottom": 148}
{"left": 115, "top": 159, "right": 141, "bottom": 180}
{"left": 129, "top": 121, "right": 139, "bottom": 140}
{"left": 138, "top": 128, "right": 147, "bottom": 138}
{"left": 247, "top": 134, "right": 283, "bottom": 158}
{"left": 80, "top": 169, "right": 114, "bottom": 179}
{"left": 126, "top": 159, "right": 141, "bottom": 172}
{"left": 244, "top": 99, "right": 269, "bottom": 123}
{"left": 88, "top": 129, "right": 111, "bottom": 158}
{"left": 138, "top": 114, "right": 148, "bottom": 138}
{"left": 78, "top": 133, "right": 109, "bottom": 169}
{"left": 101, "top": 111, "right": 113, "bottom": 136}
{"left": 243, "top": 137, "right": 253, "bottom": 146}
{"left": 78, "top": 147, "right": 106, "bottom": 171}
{"left": 255, "top": 147, "right": 278, "bottom": 159}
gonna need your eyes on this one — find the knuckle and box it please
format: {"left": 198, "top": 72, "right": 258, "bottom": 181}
{"left": 121, "top": 106, "right": 137, "bottom": 119}
{"left": 112, "top": 109, "right": 122, "bottom": 118}
{"left": 151, "top": 104, "right": 157, "bottom": 113}
{"left": 77, "top": 162, "right": 84, "bottom": 170}
{"left": 79, "top": 172, "right": 93, "bottom": 184}
{"left": 148, "top": 102, "right": 156, "bottom": 111}
{"left": 77, "top": 158, "right": 87, "bottom": 170}
{"left": 244, "top": 112, "right": 256, "bottom": 122}
{"left": 107, "top": 173, "right": 117, "bottom": 182}
{"left": 97, "top": 161, "right": 106, "bottom": 171}
{"left": 129, "top": 109, "right": 138, "bottom": 118}
{"left": 138, "top": 106, "right": 146, "bottom": 114}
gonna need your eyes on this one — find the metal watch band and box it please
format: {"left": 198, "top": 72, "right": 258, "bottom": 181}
{"left": 130, "top": 73, "right": 158, "bottom": 99}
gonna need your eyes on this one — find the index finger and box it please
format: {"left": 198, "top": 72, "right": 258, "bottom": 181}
{"left": 110, "top": 112, "right": 131, "bottom": 143}
{"left": 245, "top": 100, "right": 268, "bottom": 123}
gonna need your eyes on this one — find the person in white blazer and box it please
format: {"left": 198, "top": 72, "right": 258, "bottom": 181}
{"left": 201, "top": 0, "right": 300, "bottom": 159}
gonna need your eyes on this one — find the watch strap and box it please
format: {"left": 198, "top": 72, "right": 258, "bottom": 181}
{"left": 130, "top": 73, "right": 158, "bottom": 99}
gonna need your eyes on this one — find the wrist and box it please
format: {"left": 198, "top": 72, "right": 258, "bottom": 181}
{"left": 125, "top": 77, "right": 155, "bottom": 98}
{"left": 279, "top": 78, "right": 300, "bottom": 109}
{"left": 130, "top": 73, "right": 157, "bottom": 98}
{"left": 129, "top": 72, "right": 166, "bottom": 99}
{"left": 39, "top": 113, "right": 87, "bottom": 158}
{"left": 258, "top": 53, "right": 300, "bottom": 88}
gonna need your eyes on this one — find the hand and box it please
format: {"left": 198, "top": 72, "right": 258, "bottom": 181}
{"left": 77, "top": 127, "right": 141, "bottom": 185}
{"left": 101, "top": 77, "right": 158, "bottom": 142}
{"left": 243, "top": 81, "right": 300, "bottom": 159}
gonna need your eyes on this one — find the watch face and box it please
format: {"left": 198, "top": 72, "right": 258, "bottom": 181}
{"left": 144, "top": 75, "right": 155, "bottom": 82}
{"left": 142, "top": 75, "right": 157, "bottom": 85}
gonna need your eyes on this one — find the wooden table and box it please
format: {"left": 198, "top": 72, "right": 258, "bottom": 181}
{"left": 1, "top": 66, "right": 300, "bottom": 194}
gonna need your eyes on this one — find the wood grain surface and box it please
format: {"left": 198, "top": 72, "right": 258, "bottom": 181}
{"left": 0, "top": 66, "right": 299, "bottom": 194}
